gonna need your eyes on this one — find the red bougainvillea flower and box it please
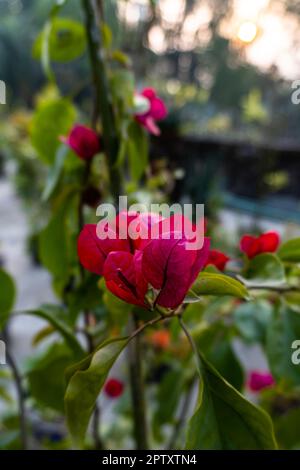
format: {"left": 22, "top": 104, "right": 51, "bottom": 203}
{"left": 205, "top": 249, "right": 229, "bottom": 271}
{"left": 247, "top": 371, "right": 275, "bottom": 392}
{"left": 77, "top": 222, "right": 129, "bottom": 276}
{"left": 60, "top": 124, "right": 100, "bottom": 160}
{"left": 104, "top": 378, "right": 124, "bottom": 399}
{"left": 78, "top": 212, "right": 209, "bottom": 309}
{"left": 77, "top": 211, "right": 162, "bottom": 307}
{"left": 240, "top": 231, "right": 280, "bottom": 259}
{"left": 135, "top": 88, "right": 167, "bottom": 135}
{"left": 149, "top": 330, "right": 171, "bottom": 350}
{"left": 141, "top": 215, "right": 210, "bottom": 308}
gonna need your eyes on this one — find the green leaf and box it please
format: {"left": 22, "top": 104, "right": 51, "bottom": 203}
{"left": 110, "top": 69, "right": 135, "bottom": 105}
{"left": 42, "top": 145, "right": 68, "bottom": 201}
{"left": 0, "top": 269, "right": 16, "bottom": 329}
{"left": 25, "top": 342, "right": 75, "bottom": 412}
{"left": 41, "top": 20, "right": 55, "bottom": 82}
{"left": 64, "top": 337, "right": 128, "bottom": 447}
{"left": 127, "top": 121, "right": 148, "bottom": 182}
{"left": 0, "top": 385, "right": 13, "bottom": 404}
{"left": 154, "top": 367, "right": 185, "bottom": 429}
{"left": 275, "top": 407, "right": 300, "bottom": 449}
{"left": 38, "top": 190, "right": 77, "bottom": 283}
{"left": 101, "top": 23, "right": 112, "bottom": 50}
{"left": 33, "top": 17, "right": 87, "bottom": 63}
{"left": 266, "top": 301, "right": 300, "bottom": 387}
{"left": 111, "top": 50, "right": 131, "bottom": 66}
{"left": 233, "top": 299, "right": 273, "bottom": 344}
{"left": 186, "top": 272, "right": 249, "bottom": 302}
{"left": 184, "top": 301, "right": 206, "bottom": 322}
{"left": 195, "top": 323, "right": 244, "bottom": 390}
{"left": 284, "top": 292, "right": 300, "bottom": 313}
{"left": 239, "top": 253, "right": 286, "bottom": 288}
{"left": 103, "top": 289, "right": 131, "bottom": 327}
{"left": 0, "top": 430, "right": 20, "bottom": 450}
{"left": 67, "top": 275, "right": 102, "bottom": 322}
{"left": 35, "top": 3, "right": 70, "bottom": 82}
{"left": 114, "top": 137, "right": 127, "bottom": 169}
{"left": 31, "top": 97, "right": 76, "bottom": 164}
{"left": 22, "top": 305, "right": 84, "bottom": 357}
{"left": 278, "top": 238, "right": 300, "bottom": 262}
{"left": 186, "top": 353, "right": 277, "bottom": 449}
{"left": 32, "top": 325, "right": 56, "bottom": 347}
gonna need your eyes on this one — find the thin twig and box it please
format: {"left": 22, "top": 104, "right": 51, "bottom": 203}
{"left": 247, "top": 284, "right": 299, "bottom": 293}
{"left": 128, "top": 314, "right": 148, "bottom": 449}
{"left": 92, "top": 404, "right": 102, "bottom": 449}
{"left": 77, "top": 157, "right": 102, "bottom": 449}
{"left": 81, "top": 0, "right": 121, "bottom": 200}
{"left": 6, "top": 349, "right": 28, "bottom": 450}
{"left": 178, "top": 316, "right": 202, "bottom": 372}
{"left": 129, "top": 309, "right": 182, "bottom": 341}
{"left": 167, "top": 378, "right": 196, "bottom": 450}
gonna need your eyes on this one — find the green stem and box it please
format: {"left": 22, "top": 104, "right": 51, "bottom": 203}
{"left": 178, "top": 316, "right": 202, "bottom": 373}
{"left": 6, "top": 348, "right": 27, "bottom": 449}
{"left": 81, "top": 0, "right": 121, "bottom": 200}
{"left": 92, "top": 404, "right": 103, "bottom": 450}
{"left": 167, "top": 378, "right": 196, "bottom": 450}
{"left": 128, "top": 315, "right": 149, "bottom": 450}
{"left": 78, "top": 160, "right": 103, "bottom": 449}
{"left": 247, "top": 284, "right": 299, "bottom": 293}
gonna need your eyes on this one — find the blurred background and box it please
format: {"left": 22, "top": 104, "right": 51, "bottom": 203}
{"left": 1, "top": 0, "right": 300, "bottom": 448}
{"left": 2, "top": 0, "right": 300, "bottom": 220}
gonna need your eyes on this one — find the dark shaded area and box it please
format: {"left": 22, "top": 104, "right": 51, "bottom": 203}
{"left": 151, "top": 133, "right": 300, "bottom": 221}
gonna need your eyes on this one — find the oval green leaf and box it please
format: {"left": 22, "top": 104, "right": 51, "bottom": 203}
{"left": 185, "top": 272, "right": 249, "bottom": 302}
{"left": 278, "top": 238, "right": 300, "bottom": 263}
{"left": 22, "top": 305, "right": 84, "bottom": 357}
{"left": 64, "top": 337, "right": 128, "bottom": 448}
{"left": 186, "top": 352, "right": 277, "bottom": 449}
{"left": 33, "top": 18, "right": 87, "bottom": 63}
{"left": 25, "top": 342, "right": 75, "bottom": 413}
{"left": 239, "top": 253, "right": 286, "bottom": 288}
{"left": 30, "top": 97, "right": 76, "bottom": 164}
{"left": 266, "top": 301, "right": 300, "bottom": 387}
{"left": 0, "top": 269, "right": 16, "bottom": 329}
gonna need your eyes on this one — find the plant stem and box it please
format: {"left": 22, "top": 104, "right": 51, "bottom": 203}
{"left": 247, "top": 284, "right": 299, "bottom": 292}
{"left": 178, "top": 316, "right": 202, "bottom": 372}
{"left": 6, "top": 348, "right": 27, "bottom": 450}
{"left": 81, "top": 0, "right": 121, "bottom": 200}
{"left": 92, "top": 404, "right": 102, "bottom": 449}
{"left": 77, "top": 161, "right": 103, "bottom": 449}
{"left": 128, "top": 315, "right": 148, "bottom": 449}
{"left": 167, "top": 378, "right": 196, "bottom": 450}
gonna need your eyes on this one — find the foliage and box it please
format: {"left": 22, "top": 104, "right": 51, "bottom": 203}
{"left": 1, "top": 0, "right": 300, "bottom": 453}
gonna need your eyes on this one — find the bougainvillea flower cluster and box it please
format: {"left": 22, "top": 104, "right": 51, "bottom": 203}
{"left": 205, "top": 249, "right": 230, "bottom": 271}
{"left": 240, "top": 231, "right": 280, "bottom": 259}
{"left": 60, "top": 124, "right": 100, "bottom": 160}
{"left": 78, "top": 212, "right": 210, "bottom": 309}
{"left": 247, "top": 371, "right": 275, "bottom": 392}
{"left": 135, "top": 88, "right": 167, "bottom": 135}
{"left": 104, "top": 378, "right": 124, "bottom": 399}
